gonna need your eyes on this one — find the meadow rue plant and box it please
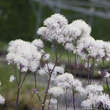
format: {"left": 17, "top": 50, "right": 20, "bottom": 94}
{"left": 72, "top": 79, "right": 84, "bottom": 93}
{"left": 49, "top": 98, "right": 58, "bottom": 109}
{"left": 72, "top": 19, "right": 91, "bottom": 35}
{"left": 48, "top": 86, "right": 64, "bottom": 98}
{"left": 95, "top": 40, "right": 105, "bottom": 60}
{"left": 62, "top": 19, "right": 92, "bottom": 67}
{"left": 77, "top": 36, "right": 96, "bottom": 59}
{"left": 32, "top": 39, "right": 44, "bottom": 49}
{"left": 6, "top": 13, "right": 110, "bottom": 110}
{"left": 81, "top": 93, "right": 110, "bottom": 109}
{"left": 48, "top": 86, "right": 64, "bottom": 110}
{"left": 6, "top": 39, "right": 46, "bottom": 109}
{"left": 36, "top": 60, "right": 65, "bottom": 110}
{"left": 42, "top": 53, "right": 50, "bottom": 62}
{"left": 38, "top": 63, "right": 64, "bottom": 81}
{"left": 64, "top": 43, "right": 74, "bottom": 52}
{"left": 62, "top": 19, "right": 91, "bottom": 45}
{"left": 37, "top": 13, "right": 68, "bottom": 43}
{"left": 81, "top": 84, "right": 108, "bottom": 109}
{"left": 35, "top": 56, "right": 65, "bottom": 110}
{"left": 50, "top": 98, "right": 57, "bottom": 105}
{"left": 55, "top": 72, "right": 83, "bottom": 92}
{"left": 62, "top": 23, "right": 81, "bottom": 42}
{"left": 6, "top": 39, "right": 43, "bottom": 72}
{"left": 55, "top": 73, "right": 74, "bottom": 89}
{"left": 55, "top": 72, "right": 84, "bottom": 110}
{"left": 85, "top": 84, "right": 103, "bottom": 94}
{"left": 104, "top": 71, "right": 110, "bottom": 78}
{"left": 96, "top": 93, "right": 110, "bottom": 109}
{"left": 95, "top": 40, "right": 110, "bottom": 62}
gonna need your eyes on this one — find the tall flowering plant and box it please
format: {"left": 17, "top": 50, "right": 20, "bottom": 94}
{"left": 6, "top": 39, "right": 45, "bottom": 109}
{"left": 5, "top": 13, "right": 110, "bottom": 110}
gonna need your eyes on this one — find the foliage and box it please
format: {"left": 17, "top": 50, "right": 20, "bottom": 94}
{"left": 0, "top": 0, "right": 36, "bottom": 41}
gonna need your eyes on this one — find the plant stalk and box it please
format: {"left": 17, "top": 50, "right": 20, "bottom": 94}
{"left": 72, "top": 90, "right": 75, "bottom": 110}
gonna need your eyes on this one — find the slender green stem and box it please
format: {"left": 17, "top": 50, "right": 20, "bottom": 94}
{"left": 41, "top": 43, "right": 58, "bottom": 110}
{"left": 15, "top": 70, "right": 22, "bottom": 110}
{"left": 106, "top": 78, "right": 110, "bottom": 94}
{"left": 65, "top": 89, "right": 67, "bottom": 110}
{"left": 15, "top": 69, "right": 28, "bottom": 110}
{"left": 48, "top": 95, "right": 51, "bottom": 110}
{"left": 87, "top": 58, "right": 90, "bottom": 84}
{"left": 34, "top": 72, "right": 41, "bottom": 101}
{"left": 72, "top": 90, "right": 75, "bottom": 110}
{"left": 57, "top": 97, "right": 58, "bottom": 110}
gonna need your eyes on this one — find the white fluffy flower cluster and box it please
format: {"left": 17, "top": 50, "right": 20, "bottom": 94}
{"left": 37, "top": 13, "right": 68, "bottom": 43}
{"left": 63, "top": 21, "right": 110, "bottom": 61}
{"left": 50, "top": 98, "right": 57, "bottom": 105}
{"left": 72, "top": 79, "right": 85, "bottom": 94}
{"left": 6, "top": 39, "right": 45, "bottom": 72}
{"left": 77, "top": 37, "right": 110, "bottom": 61}
{"left": 38, "top": 63, "right": 64, "bottom": 80}
{"left": 37, "top": 13, "right": 110, "bottom": 61}
{"left": 32, "top": 39, "right": 44, "bottom": 49}
{"left": 48, "top": 72, "right": 84, "bottom": 103}
{"left": 72, "top": 20, "right": 91, "bottom": 35}
{"left": 55, "top": 73, "right": 84, "bottom": 94}
{"left": 63, "top": 19, "right": 91, "bottom": 52}
{"left": 97, "top": 94, "right": 110, "bottom": 109}
{"left": 101, "top": 41, "right": 110, "bottom": 61}
{"left": 82, "top": 93, "right": 110, "bottom": 109}
{"left": 81, "top": 84, "right": 110, "bottom": 109}
{"left": 63, "top": 19, "right": 91, "bottom": 41}
{"left": 95, "top": 40, "right": 110, "bottom": 61}
{"left": 77, "top": 36, "right": 96, "bottom": 59}
{"left": 89, "top": 40, "right": 110, "bottom": 61}
{"left": 104, "top": 71, "right": 110, "bottom": 78}
{"left": 55, "top": 73, "right": 74, "bottom": 88}
{"left": 94, "top": 40, "right": 105, "bottom": 60}
{"left": 48, "top": 86, "right": 64, "bottom": 97}
{"left": 64, "top": 43, "right": 74, "bottom": 52}
{"left": 62, "top": 23, "right": 81, "bottom": 42}
{"left": 85, "top": 84, "right": 103, "bottom": 95}
{"left": 37, "top": 14, "right": 92, "bottom": 53}
{"left": 42, "top": 53, "right": 50, "bottom": 62}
